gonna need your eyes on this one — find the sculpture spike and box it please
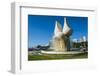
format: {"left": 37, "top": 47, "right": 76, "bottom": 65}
{"left": 54, "top": 21, "right": 62, "bottom": 37}
{"left": 63, "top": 17, "right": 71, "bottom": 35}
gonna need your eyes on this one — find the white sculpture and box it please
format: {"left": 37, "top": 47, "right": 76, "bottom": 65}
{"left": 52, "top": 17, "right": 72, "bottom": 52}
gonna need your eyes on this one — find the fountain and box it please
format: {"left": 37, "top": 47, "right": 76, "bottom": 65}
{"left": 52, "top": 17, "right": 72, "bottom": 52}
{"left": 41, "top": 17, "right": 84, "bottom": 54}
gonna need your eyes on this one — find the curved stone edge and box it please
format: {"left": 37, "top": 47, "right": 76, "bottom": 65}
{"left": 41, "top": 50, "right": 86, "bottom": 55}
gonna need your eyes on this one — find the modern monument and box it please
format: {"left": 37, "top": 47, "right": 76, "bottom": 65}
{"left": 52, "top": 17, "right": 72, "bottom": 52}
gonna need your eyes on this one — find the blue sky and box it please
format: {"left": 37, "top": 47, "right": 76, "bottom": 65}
{"left": 28, "top": 15, "right": 88, "bottom": 48}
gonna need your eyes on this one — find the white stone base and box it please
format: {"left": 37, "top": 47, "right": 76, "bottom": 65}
{"left": 41, "top": 50, "right": 85, "bottom": 54}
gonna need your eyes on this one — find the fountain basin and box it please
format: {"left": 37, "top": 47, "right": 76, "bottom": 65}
{"left": 41, "top": 50, "right": 85, "bottom": 55}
